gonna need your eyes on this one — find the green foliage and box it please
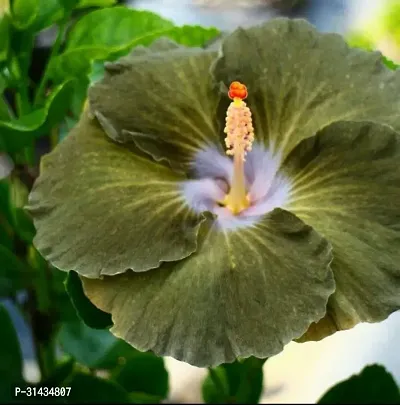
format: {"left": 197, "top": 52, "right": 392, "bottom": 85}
{"left": 112, "top": 351, "right": 169, "bottom": 400}
{"left": 58, "top": 319, "right": 123, "bottom": 368}
{"left": 0, "top": 14, "right": 10, "bottom": 63}
{"left": 48, "top": 7, "right": 219, "bottom": 81}
{"left": 202, "top": 358, "right": 267, "bottom": 404}
{"left": 77, "top": 0, "right": 117, "bottom": 8}
{"left": 65, "top": 271, "right": 112, "bottom": 329}
{"left": 0, "top": 244, "right": 30, "bottom": 296}
{"left": 67, "top": 372, "right": 131, "bottom": 403}
{"left": 0, "top": 80, "right": 74, "bottom": 155}
{"left": 0, "top": 304, "right": 24, "bottom": 402}
{"left": 11, "top": 0, "right": 39, "bottom": 30}
{"left": 32, "top": 0, "right": 64, "bottom": 32}
{"left": 383, "top": 56, "right": 399, "bottom": 70}
{"left": 318, "top": 365, "right": 400, "bottom": 404}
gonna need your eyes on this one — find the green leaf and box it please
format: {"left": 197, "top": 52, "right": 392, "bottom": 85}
{"left": 70, "top": 76, "right": 89, "bottom": 117}
{"left": 231, "top": 358, "right": 266, "bottom": 403}
{"left": 0, "top": 244, "right": 30, "bottom": 297}
{"left": 12, "top": 208, "right": 35, "bottom": 244}
{"left": 0, "top": 304, "right": 24, "bottom": 402}
{"left": 93, "top": 339, "right": 139, "bottom": 370}
{"left": 382, "top": 56, "right": 399, "bottom": 70}
{"left": 113, "top": 351, "right": 168, "bottom": 399}
{"left": 0, "top": 178, "right": 13, "bottom": 224}
{"left": 3, "top": 174, "right": 36, "bottom": 246}
{"left": 49, "top": 7, "right": 174, "bottom": 80}
{"left": 52, "top": 270, "right": 79, "bottom": 323}
{"left": 318, "top": 365, "right": 400, "bottom": 404}
{"left": 11, "top": 0, "right": 38, "bottom": 30}
{"left": 77, "top": 0, "right": 117, "bottom": 8}
{"left": 0, "top": 73, "right": 12, "bottom": 120}
{"left": 58, "top": 116, "right": 77, "bottom": 142}
{"left": 0, "top": 81, "right": 74, "bottom": 154}
{"left": 58, "top": 317, "right": 125, "bottom": 368}
{"left": 27, "top": 114, "right": 205, "bottom": 278}
{"left": 203, "top": 358, "right": 266, "bottom": 404}
{"left": 8, "top": 176, "right": 35, "bottom": 243}
{"left": 89, "top": 61, "right": 105, "bottom": 84}
{"left": 65, "top": 270, "right": 112, "bottom": 329}
{"left": 202, "top": 368, "right": 229, "bottom": 404}
{"left": 284, "top": 121, "right": 400, "bottom": 342}
{"left": 32, "top": 0, "right": 64, "bottom": 32}
{"left": 59, "top": 0, "right": 79, "bottom": 12}
{"left": 49, "top": 7, "right": 220, "bottom": 81}
{"left": 27, "top": 246, "right": 54, "bottom": 312}
{"left": 66, "top": 372, "right": 130, "bottom": 404}
{"left": 0, "top": 14, "right": 10, "bottom": 62}
{"left": 0, "top": 219, "right": 13, "bottom": 250}
{"left": 164, "top": 25, "right": 220, "bottom": 47}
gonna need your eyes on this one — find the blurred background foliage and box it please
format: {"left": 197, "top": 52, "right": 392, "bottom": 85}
{"left": 0, "top": 0, "right": 399, "bottom": 403}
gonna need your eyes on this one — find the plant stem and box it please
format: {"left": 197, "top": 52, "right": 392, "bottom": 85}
{"left": 34, "top": 20, "right": 68, "bottom": 107}
{"left": 208, "top": 367, "right": 229, "bottom": 400}
{"left": 13, "top": 57, "right": 30, "bottom": 116}
{"left": 11, "top": 29, "right": 35, "bottom": 116}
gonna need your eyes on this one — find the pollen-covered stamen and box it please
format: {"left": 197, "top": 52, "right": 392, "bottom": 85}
{"left": 224, "top": 100, "right": 255, "bottom": 161}
{"left": 221, "top": 81, "right": 255, "bottom": 215}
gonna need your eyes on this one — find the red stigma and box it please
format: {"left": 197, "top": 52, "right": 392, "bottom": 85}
{"left": 228, "top": 81, "right": 248, "bottom": 100}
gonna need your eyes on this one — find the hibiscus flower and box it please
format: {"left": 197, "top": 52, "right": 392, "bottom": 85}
{"left": 27, "top": 18, "right": 400, "bottom": 367}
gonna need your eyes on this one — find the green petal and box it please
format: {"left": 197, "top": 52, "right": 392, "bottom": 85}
{"left": 88, "top": 38, "right": 222, "bottom": 172}
{"left": 283, "top": 121, "right": 400, "bottom": 341}
{"left": 27, "top": 114, "right": 204, "bottom": 278}
{"left": 81, "top": 209, "right": 334, "bottom": 367}
{"left": 212, "top": 18, "right": 400, "bottom": 158}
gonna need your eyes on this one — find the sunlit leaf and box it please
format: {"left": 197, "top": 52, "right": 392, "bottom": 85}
{"left": 77, "top": 0, "right": 117, "bottom": 8}
{"left": 49, "top": 7, "right": 220, "bottom": 81}
{"left": 11, "top": 0, "right": 38, "bottom": 30}
{"left": 49, "top": 7, "right": 173, "bottom": 80}
{"left": 382, "top": 56, "right": 399, "bottom": 70}
{"left": 165, "top": 25, "right": 220, "bottom": 47}
{"left": 32, "top": 0, "right": 64, "bottom": 32}
{"left": 0, "top": 14, "right": 10, "bottom": 63}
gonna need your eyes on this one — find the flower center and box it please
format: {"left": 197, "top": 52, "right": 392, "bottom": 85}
{"left": 220, "top": 81, "right": 255, "bottom": 215}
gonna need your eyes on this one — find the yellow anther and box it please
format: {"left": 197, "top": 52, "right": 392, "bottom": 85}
{"left": 224, "top": 98, "right": 254, "bottom": 162}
